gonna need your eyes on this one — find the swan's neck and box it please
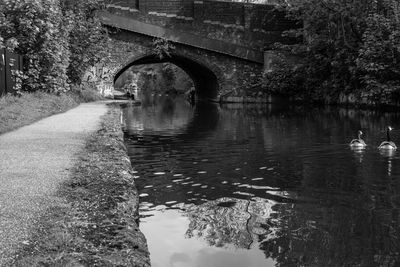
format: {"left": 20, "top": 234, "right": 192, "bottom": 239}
{"left": 387, "top": 129, "right": 391, "bottom": 142}
{"left": 358, "top": 133, "right": 362, "bottom": 139}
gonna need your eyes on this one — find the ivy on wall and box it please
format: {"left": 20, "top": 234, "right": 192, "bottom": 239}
{"left": 152, "top": 37, "right": 176, "bottom": 59}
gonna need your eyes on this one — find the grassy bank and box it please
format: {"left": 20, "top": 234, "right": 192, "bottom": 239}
{"left": 11, "top": 106, "right": 150, "bottom": 267}
{"left": 0, "top": 88, "right": 103, "bottom": 135}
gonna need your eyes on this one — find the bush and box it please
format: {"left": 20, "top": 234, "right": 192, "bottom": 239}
{"left": 266, "top": 0, "right": 400, "bottom": 104}
{"left": 69, "top": 84, "right": 104, "bottom": 103}
{"left": 0, "top": 0, "right": 108, "bottom": 93}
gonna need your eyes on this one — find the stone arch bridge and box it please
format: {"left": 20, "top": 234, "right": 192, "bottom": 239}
{"left": 84, "top": 0, "right": 297, "bottom": 102}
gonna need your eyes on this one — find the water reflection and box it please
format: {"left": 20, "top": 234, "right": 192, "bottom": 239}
{"left": 141, "top": 206, "right": 274, "bottom": 267}
{"left": 185, "top": 197, "right": 276, "bottom": 249}
{"left": 123, "top": 96, "right": 400, "bottom": 267}
{"left": 350, "top": 145, "right": 368, "bottom": 165}
{"left": 379, "top": 149, "right": 396, "bottom": 176}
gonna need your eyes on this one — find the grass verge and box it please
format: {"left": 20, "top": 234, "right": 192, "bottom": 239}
{"left": 11, "top": 106, "right": 150, "bottom": 267}
{"left": 0, "top": 87, "right": 103, "bottom": 135}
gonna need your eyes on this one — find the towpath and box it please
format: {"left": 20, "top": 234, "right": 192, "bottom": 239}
{"left": 0, "top": 102, "right": 108, "bottom": 265}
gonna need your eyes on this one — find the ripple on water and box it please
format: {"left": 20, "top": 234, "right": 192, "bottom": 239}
{"left": 233, "top": 191, "right": 255, "bottom": 197}
{"left": 124, "top": 98, "right": 400, "bottom": 267}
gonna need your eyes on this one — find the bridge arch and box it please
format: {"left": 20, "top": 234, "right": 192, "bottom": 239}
{"left": 113, "top": 53, "right": 221, "bottom": 101}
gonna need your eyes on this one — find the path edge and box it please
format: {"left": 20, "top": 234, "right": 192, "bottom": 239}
{"left": 10, "top": 103, "right": 150, "bottom": 266}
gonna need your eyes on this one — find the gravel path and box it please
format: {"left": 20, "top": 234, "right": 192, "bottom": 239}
{"left": 0, "top": 102, "right": 108, "bottom": 265}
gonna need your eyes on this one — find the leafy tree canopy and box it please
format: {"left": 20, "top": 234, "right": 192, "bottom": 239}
{"left": 0, "top": 0, "right": 109, "bottom": 93}
{"left": 265, "top": 0, "right": 400, "bottom": 104}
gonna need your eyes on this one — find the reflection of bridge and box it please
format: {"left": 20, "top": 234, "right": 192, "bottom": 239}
{"left": 88, "top": 0, "right": 297, "bottom": 101}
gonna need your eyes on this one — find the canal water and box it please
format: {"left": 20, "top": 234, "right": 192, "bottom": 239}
{"left": 122, "top": 95, "right": 400, "bottom": 267}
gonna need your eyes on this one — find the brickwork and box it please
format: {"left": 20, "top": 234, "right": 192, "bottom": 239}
{"left": 106, "top": 0, "right": 298, "bottom": 50}
{"left": 253, "top": 5, "right": 296, "bottom": 31}
{"left": 201, "top": 1, "right": 244, "bottom": 26}
{"left": 108, "top": 0, "right": 139, "bottom": 12}
{"left": 84, "top": 29, "right": 266, "bottom": 102}
{"left": 146, "top": 0, "right": 194, "bottom": 18}
{"left": 94, "top": 0, "right": 299, "bottom": 102}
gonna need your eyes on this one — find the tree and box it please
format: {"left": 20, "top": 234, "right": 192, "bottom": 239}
{"left": 265, "top": 0, "right": 400, "bottom": 104}
{"left": 356, "top": 1, "right": 400, "bottom": 102}
{"left": 61, "top": 0, "right": 109, "bottom": 85}
{"left": 0, "top": 0, "right": 109, "bottom": 93}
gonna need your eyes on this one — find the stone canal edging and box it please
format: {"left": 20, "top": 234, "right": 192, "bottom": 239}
{"left": 11, "top": 104, "right": 150, "bottom": 266}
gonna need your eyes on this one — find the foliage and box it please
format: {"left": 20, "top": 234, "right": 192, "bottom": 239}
{"left": 266, "top": 0, "right": 400, "bottom": 104}
{"left": 263, "top": 53, "right": 306, "bottom": 99}
{"left": 0, "top": 0, "right": 109, "bottom": 93}
{"left": 61, "top": 0, "right": 110, "bottom": 85}
{"left": 152, "top": 37, "right": 175, "bottom": 59}
{"left": 69, "top": 84, "right": 104, "bottom": 102}
{"left": 115, "top": 63, "right": 193, "bottom": 94}
{"left": 356, "top": 4, "right": 400, "bottom": 102}
{"left": 162, "top": 64, "right": 176, "bottom": 88}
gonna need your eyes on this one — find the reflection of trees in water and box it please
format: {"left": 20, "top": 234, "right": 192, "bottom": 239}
{"left": 124, "top": 95, "right": 194, "bottom": 133}
{"left": 219, "top": 104, "right": 400, "bottom": 142}
{"left": 185, "top": 197, "right": 276, "bottom": 249}
{"left": 256, "top": 183, "right": 400, "bottom": 267}
{"left": 261, "top": 203, "right": 400, "bottom": 266}
{"left": 160, "top": 96, "right": 176, "bottom": 119}
{"left": 125, "top": 102, "right": 400, "bottom": 265}
{"left": 184, "top": 193, "right": 400, "bottom": 266}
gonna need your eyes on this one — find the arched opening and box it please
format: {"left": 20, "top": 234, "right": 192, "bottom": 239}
{"left": 114, "top": 54, "right": 219, "bottom": 101}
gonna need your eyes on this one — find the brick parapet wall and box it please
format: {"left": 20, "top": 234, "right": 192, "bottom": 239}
{"left": 201, "top": 1, "right": 244, "bottom": 26}
{"left": 146, "top": 0, "right": 194, "bottom": 18}
{"left": 107, "top": 0, "right": 298, "bottom": 50}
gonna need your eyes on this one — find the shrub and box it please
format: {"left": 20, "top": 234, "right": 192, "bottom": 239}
{"left": 266, "top": 0, "right": 400, "bottom": 104}
{"left": 69, "top": 84, "right": 104, "bottom": 103}
{"left": 0, "top": 0, "right": 109, "bottom": 93}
